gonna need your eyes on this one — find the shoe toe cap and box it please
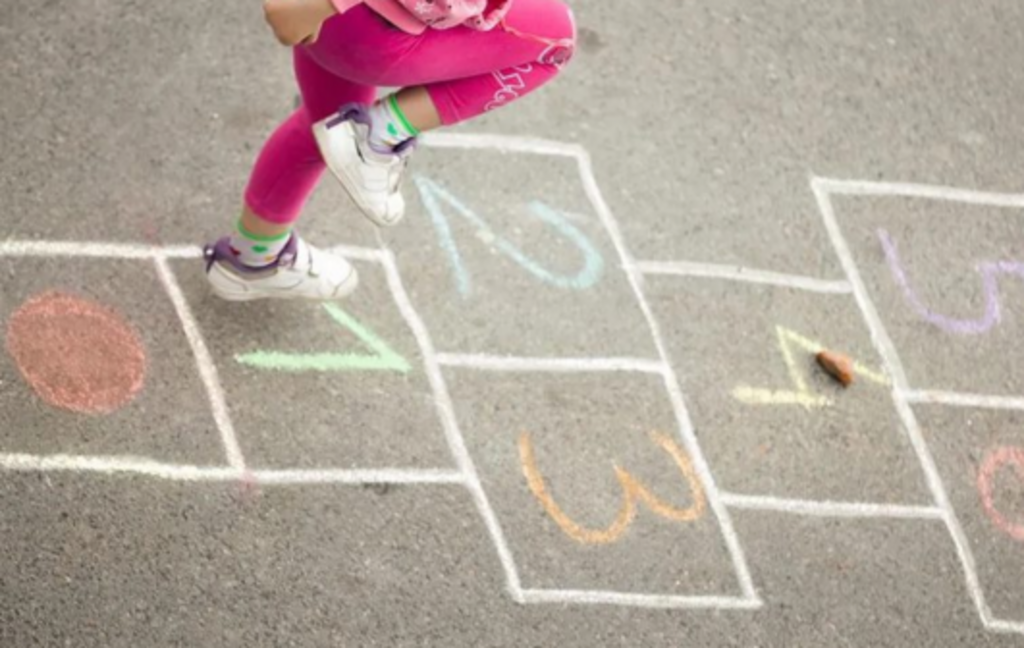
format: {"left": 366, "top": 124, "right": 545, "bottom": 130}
{"left": 382, "top": 194, "right": 406, "bottom": 225}
{"left": 322, "top": 257, "right": 359, "bottom": 294}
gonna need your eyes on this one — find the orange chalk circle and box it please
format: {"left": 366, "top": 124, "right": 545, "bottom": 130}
{"left": 5, "top": 291, "right": 146, "bottom": 415}
{"left": 977, "top": 446, "right": 1024, "bottom": 542}
{"left": 518, "top": 431, "right": 706, "bottom": 545}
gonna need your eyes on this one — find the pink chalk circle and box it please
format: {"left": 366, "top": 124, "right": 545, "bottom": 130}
{"left": 977, "top": 446, "right": 1024, "bottom": 542}
{"left": 5, "top": 291, "right": 146, "bottom": 415}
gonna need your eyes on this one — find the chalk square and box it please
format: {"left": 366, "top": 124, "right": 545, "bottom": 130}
{"left": 729, "top": 507, "right": 983, "bottom": 638}
{"left": 646, "top": 275, "right": 932, "bottom": 504}
{"left": 444, "top": 369, "right": 743, "bottom": 598}
{"left": 913, "top": 404, "right": 1024, "bottom": 629}
{"left": 816, "top": 179, "right": 1024, "bottom": 397}
{"left": 0, "top": 257, "right": 225, "bottom": 464}
{"left": 385, "top": 140, "right": 658, "bottom": 360}
{"left": 0, "top": 473, "right": 507, "bottom": 645}
{"left": 173, "top": 257, "right": 453, "bottom": 471}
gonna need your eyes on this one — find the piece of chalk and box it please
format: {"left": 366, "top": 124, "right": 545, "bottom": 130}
{"left": 816, "top": 350, "right": 854, "bottom": 387}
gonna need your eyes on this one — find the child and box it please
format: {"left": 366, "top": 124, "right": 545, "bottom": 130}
{"left": 204, "top": 0, "right": 576, "bottom": 301}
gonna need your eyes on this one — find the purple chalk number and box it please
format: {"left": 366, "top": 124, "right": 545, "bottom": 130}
{"left": 878, "top": 229, "right": 1024, "bottom": 335}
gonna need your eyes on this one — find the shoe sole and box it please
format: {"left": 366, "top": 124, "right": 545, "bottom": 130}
{"left": 206, "top": 265, "right": 359, "bottom": 302}
{"left": 313, "top": 119, "right": 403, "bottom": 228}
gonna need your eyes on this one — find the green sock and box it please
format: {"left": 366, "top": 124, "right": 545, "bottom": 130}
{"left": 229, "top": 220, "right": 292, "bottom": 267}
{"left": 367, "top": 93, "right": 419, "bottom": 150}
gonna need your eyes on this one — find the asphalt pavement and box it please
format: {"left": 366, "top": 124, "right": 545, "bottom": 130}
{"left": 3, "top": 0, "right": 1024, "bottom": 645}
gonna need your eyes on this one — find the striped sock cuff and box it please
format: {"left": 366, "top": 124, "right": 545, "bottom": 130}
{"left": 387, "top": 94, "right": 419, "bottom": 137}
{"left": 236, "top": 220, "right": 291, "bottom": 243}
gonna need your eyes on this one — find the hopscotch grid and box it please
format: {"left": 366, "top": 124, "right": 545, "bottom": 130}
{"left": 812, "top": 176, "right": 1008, "bottom": 633}
{"left": 378, "top": 247, "right": 526, "bottom": 602}
{"left": 0, "top": 243, "right": 420, "bottom": 483}
{"left": 154, "top": 256, "right": 247, "bottom": 472}
{"left": 576, "top": 149, "right": 761, "bottom": 606}
{"left": 386, "top": 134, "right": 761, "bottom": 609}
{"left": 25, "top": 144, "right": 1015, "bottom": 616}
{"left": 635, "top": 260, "right": 853, "bottom": 294}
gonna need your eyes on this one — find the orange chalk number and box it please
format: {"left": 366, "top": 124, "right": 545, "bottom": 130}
{"left": 518, "top": 431, "right": 706, "bottom": 545}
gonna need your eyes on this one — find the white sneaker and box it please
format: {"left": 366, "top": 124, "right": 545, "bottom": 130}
{"left": 204, "top": 234, "right": 358, "bottom": 301}
{"left": 312, "top": 102, "right": 414, "bottom": 228}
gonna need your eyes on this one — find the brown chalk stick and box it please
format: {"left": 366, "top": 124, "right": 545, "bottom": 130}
{"left": 816, "top": 350, "right": 854, "bottom": 387}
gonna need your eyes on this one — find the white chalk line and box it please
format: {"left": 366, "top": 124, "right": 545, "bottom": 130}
{"left": 812, "top": 177, "right": 1007, "bottom": 634}
{"left": 256, "top": 467, "right": 464, "bottom": 485}
{"left": 902, "top": 390, "right": 1024, "bottom": 411}
{"left": 0, "top": 240, "right": 200, "bottom": 259}
{"left": 0, "top": 453, "right": 237, "bottom": 481}
{"left": 379, "top": 248, "right": 525, "bottom": 602}
{"left": 0, "top": 453, "right": 463, "bottom": 485}
{"left": 435, "top": 353, "right": 666, "bottom": 375}
{"left": 635, "top": 260, "right": 853, "bottom": 294}
{"left": 0, "top": 240, "right": 384, "bottom": 263}
{"left": 519, "top": 589, "right": 761, "bottom": 610}
{"left": 578, "top": 150, "right": 761, "bottom": 605}
{"left": 155, "top": 257, "right": 247, "bottom": 472}
{"left": 327, "top": 244, "right": 389, "bottom": 263}
{"left": 814, "top": 176, "right": 1024, "bottom": 209}
{"left": 732, "top": 386, "right": 832, "bottom": 408}
{"left": 422, "top": 131, "right": 584, "bottom": 158}
{"left": 721, "top": 493, "right": 944, "bottom": 520}
{"left": 984, "top": 618, "right": 1024, "bottom": 635}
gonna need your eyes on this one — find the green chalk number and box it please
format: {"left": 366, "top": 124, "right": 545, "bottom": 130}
{"left": 235, "top": 303, "right": 411, "bottom": 373}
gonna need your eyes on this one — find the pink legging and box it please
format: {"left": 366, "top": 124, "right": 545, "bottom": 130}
{"left": 244, "top": 0, "right": 576, "bottom": 225}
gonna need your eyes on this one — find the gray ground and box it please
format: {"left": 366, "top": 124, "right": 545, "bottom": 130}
{"left": 3, "top": 0, "right": 1024, "bottom": 646}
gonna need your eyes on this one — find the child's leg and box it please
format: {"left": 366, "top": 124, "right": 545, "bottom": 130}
{"left": 305, "top": 0, "right": 574, "bottom": 227}
{"left": 412, "top": 0, "right": 577, "bottom": 129}
{"left": 235, "top": 108, "right": 316, "bottom": 258}
{"left": 233, "top": 47, "right": 376, "bottom": 264}
{"left": 307, "top": 0, "right": 575, "bottom": 140}
{"left": 203, "top": 47, "right": 374, "bottom": 302}
{"left": 242, "top": 49, "right": 376, "bottom": 229}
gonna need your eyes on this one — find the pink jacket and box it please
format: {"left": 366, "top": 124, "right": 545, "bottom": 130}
{"left": 331, "top": 0, "right": 512, "bottom": 34}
